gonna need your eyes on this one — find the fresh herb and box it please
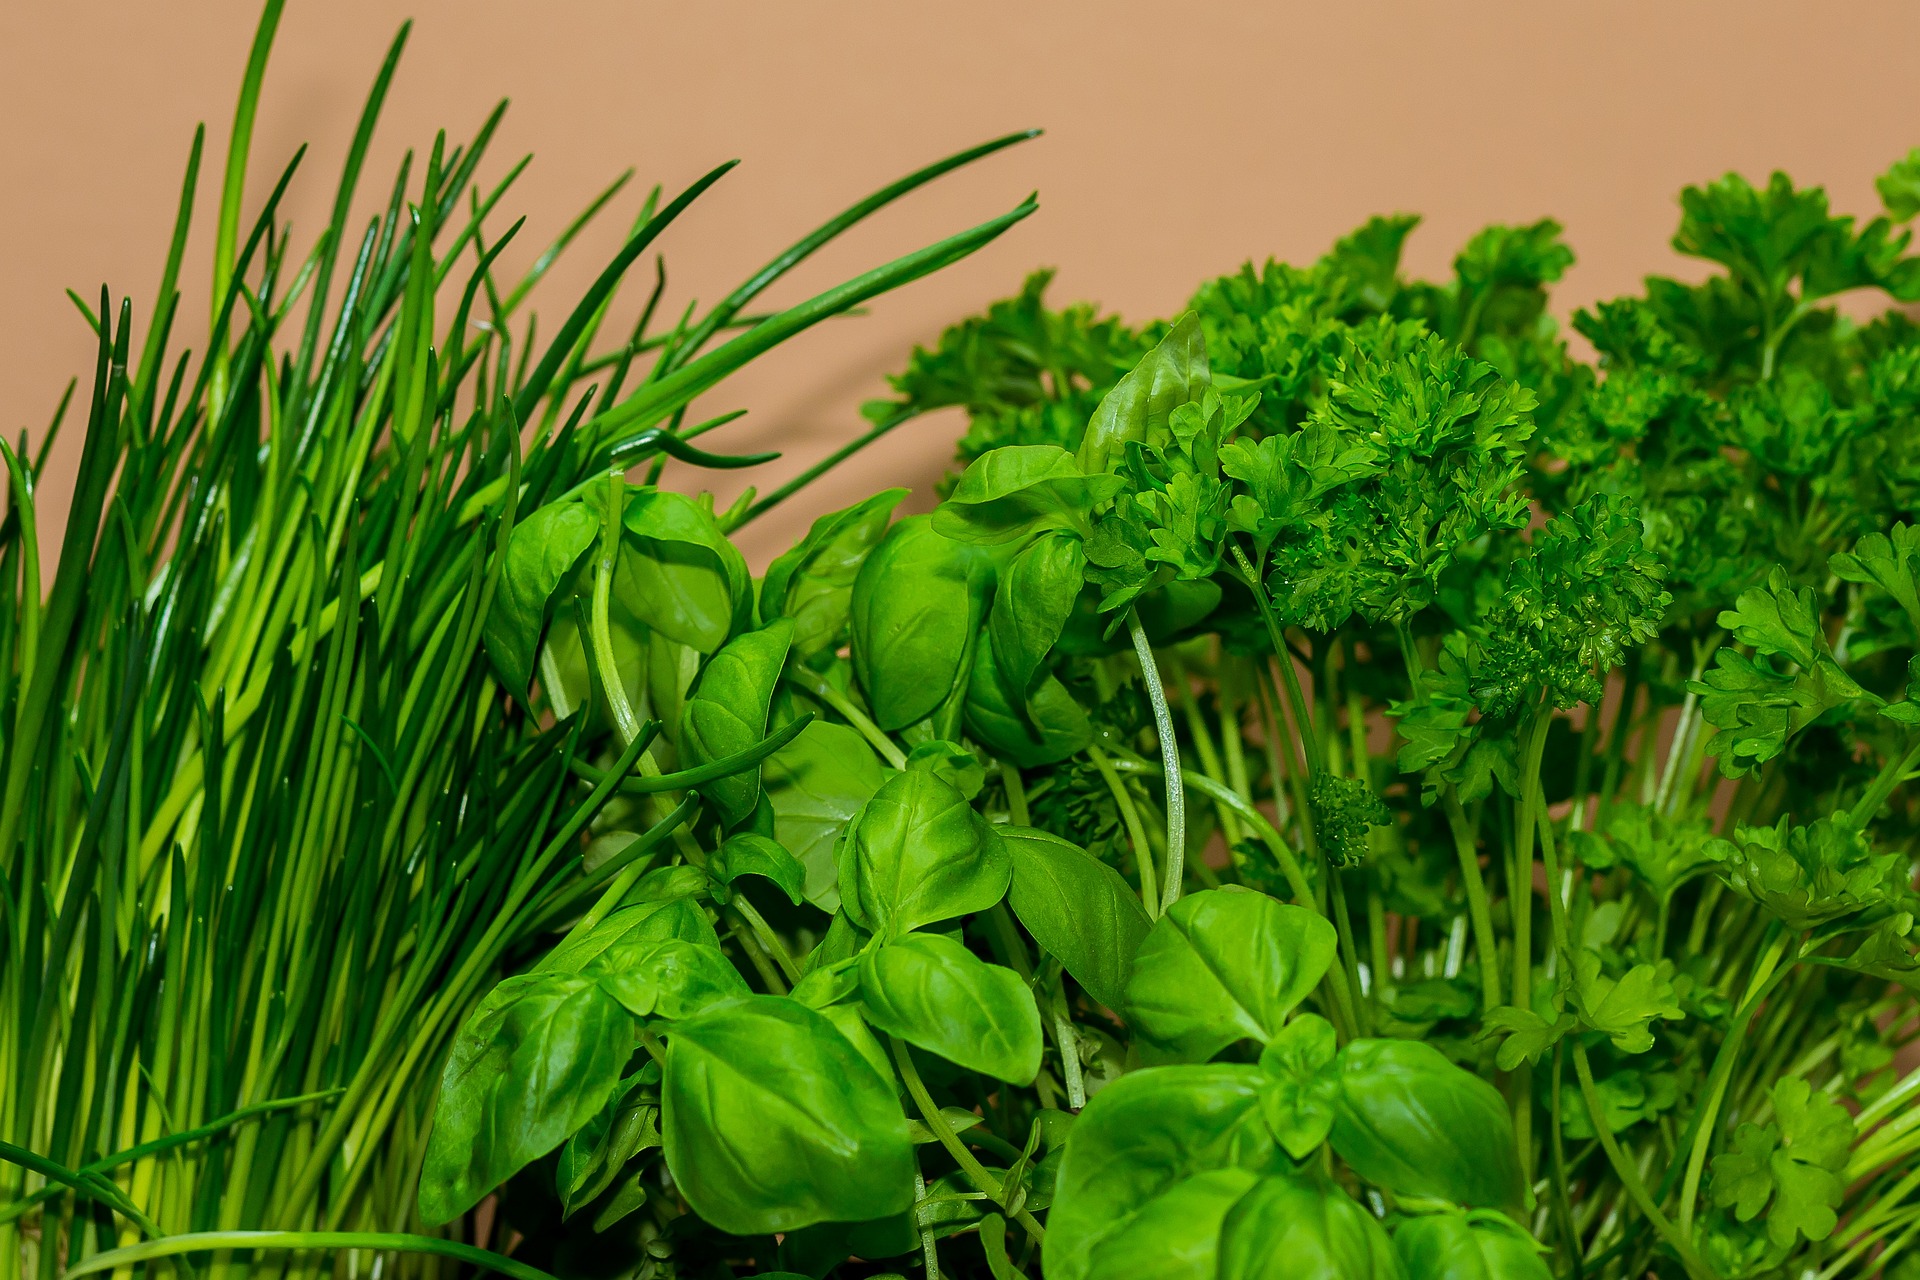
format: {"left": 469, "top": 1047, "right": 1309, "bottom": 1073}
{"left": 414, "top": 150, "right": 1920, "bottom": 1280}
{"left": 0, "top": 2, "right": 1036, "bottom": 1276}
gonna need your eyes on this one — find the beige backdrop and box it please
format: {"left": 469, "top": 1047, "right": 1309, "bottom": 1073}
{"left": 7, "top": 1, "right": 1920, "bottom": 570}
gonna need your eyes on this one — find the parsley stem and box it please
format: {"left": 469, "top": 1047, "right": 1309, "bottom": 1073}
{"left": 1127, "top": 608, "right": 1186, "bottom": 910}
{"left": 1846, "top": 737, "right": 1920, "bottom": 832}
{"left": 1510, "top": 705, "right": 1552, "bottom": 1187}
{"left": 1672, "top": 928, "right": 1792, "bottom": 1239}
{"left": 1230, "top": 543, "right": 1324, "bottom": 854}
{"left": 1443, "top": 791, "right": 1503, "bottom": 1012}
{"left": 1572, "top": 1041, "right": 1716, "bottom": 1280}
{"left": 1089, "top": 741, "right": 1159, "bottom": 918}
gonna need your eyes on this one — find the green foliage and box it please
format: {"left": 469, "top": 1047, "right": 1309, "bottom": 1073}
{"left": 391, "top": 148, "right": 1920, "bottom": 1280}
{"left": 0, "top": 1, "right": 1046, "bottom": 1275}
{"left": 1709, "top": 1077, "right": 1855, "bottom": 1248}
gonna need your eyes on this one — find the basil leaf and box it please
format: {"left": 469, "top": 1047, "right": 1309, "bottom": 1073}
{"left": 541, "top": 897, "right": 720, "bottom": 974}
{"left": 1080, "top": 1168, "right": 1260, "bottom": 1280}
{"left": 838, "top": 769, "right": 1009, "bottom": 937}
{"left": 1330, "top": 1038, "right": 1525, "bottom": 1214}
{"left": 662, "top": 995, "right": 914, "bottom": 1234}
{"left": 679, "top": 619, "right": 794, "bottom": 827}
{"left": 963, "top": 627, "right": 1094, "bottom": 768}
{"left": 1123, "top": 889, "right": 1338, "bottom": 1063}
{"left": 1077, "top": 312, "right": 1209, "bottom": 475}
{"left": 483, "top": 499, "right": 598, "bottom": 697}
{"left": 850, "top": 515, "right": 987, "bottom": 729}
{"left": 1043, "top": 1063, "right": 1275, "bottom": 1280}
{"left": 1216, "top": 1174, "right": 1403, "bottom": 1280}
{"left": 762, "top": 487, "right": 907, "bottom": 662}
{"left": 1394, "top": 1212, "right": 1553, "bottom": 1280}
{"left": 905, "top": 738, "right": 987, "bottom": 800}
{"left": 614, "top": 487, "right": 752, "bottom": 653}
{"left": 933, "top": 444, "right": 1122, "bottom": 545}
{"left": 556, "top": 1072, "right": 659, "bottom": 1219}
{"left": 1002, "top": 825, "right": 1150, "bottom": 1011}
{"left": 711, "top": 831, "right": 807, "bottom": 906}
{"left": 857, "top": 931, "right": 1042, "bottom": 1084}
{"left": 761, "top": 720, "right": 890, "bottom": 910}
{"left": 990, "top": 531, "right": 1087, "bottom": 694}
{"left": 1257, "top": 1013, "right": 1339, "bottom": 1159}
{"left": 419, "top": 973, "right": 633, "bottom": 1224}
{"left": 586, "top": 936, "right": 750, "bottom": 1020}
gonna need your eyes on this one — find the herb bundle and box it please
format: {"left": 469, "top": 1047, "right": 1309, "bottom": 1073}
{"left": 417, "top": 152, "right": 1920, "bottom": 1280}
{"left": 0, "top": 3, "right": 1035, "bottom": 1276}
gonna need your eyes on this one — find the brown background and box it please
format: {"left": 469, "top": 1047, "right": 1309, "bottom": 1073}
{"left": 6, "top": 2, "right": 1920, "bottom": 571}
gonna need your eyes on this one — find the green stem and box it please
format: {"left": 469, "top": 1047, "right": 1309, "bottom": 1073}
{"left": 1232, "top": 543, "right": 1322, "bottom": 816}
{"left": 590, "top": 472, "right": 642, "bottom": 744}
{"left": 890, "top": 1037, "right": 1046, "bottom": 1241}
{"left": 1571, "top": 1042, "right": 1716, "bottom": 1280}
{"left": 1509, "top": 706, "right": 1551, "bottom": 1186}
{"left": 64, "top": 1232, "right": 553, "bottom": 1280}
{"left": 1443, "top": 791, "right": 1502, "bottom": 1012}
{"left": 1127, "top": 608, "right": 1186, "bottom": 910}
{"left": 1848, "top": 737, "right": 1920, "bottom": 832}
{"left": 1672, "top": 928, "right": 1791, "bottom": 1236}
{"left": 1090, "top": 741, "right": 1159, "bottom": 918}
{"left": 786, "top": 664, "right": 907, "bottom": 769}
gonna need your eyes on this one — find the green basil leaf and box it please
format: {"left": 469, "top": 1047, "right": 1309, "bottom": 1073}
{"left": 1044, "top": 1063, "right": 1276, "bottom": 1280}
{"left": 1001, "top": 825, "right": 1150, "bottom": 1011}
{"left": 838, "top": 769, "right": 1009, "bottom": 937}
{"left": 818, "top": 999, "right": 897, "bottom": 1086}
{"left": 1394, "top": 1212, "right": 1553, "bottom": 1280}
{"left": 762, "top": 488, "right": 907, "bottom": 662}
{"left": 483, "top": 499, "right": 598, "bottom": 697}
{"left": 419, "top": 973, "right": 634, "bottom": 1224}
{"left": 613, "top": 487, "right": 752, "bottom": 653}
{"left": 905, "top": 738, "right": 987, "bottom": 800}
{"left": 990, "top": 531, "right": 1087, "bottom": 694}
{"left": 662, "top": 995, "right": 914, "bottom": 1234}
{"left": 541, "top": 897, "right": 720, "bottom": 975}
{"left": 933, "top": 445, "right": 1122, "bottom": 545}
{"left": 586, "top": 936, "right": 750, "bottom": 1020}
{"left": 1081, "top": 1168, "right": 1260, "bottom": 1280}
{"left": 761, "top": 720, "right": 891, "bottom": 910}
{"left": 963, "top": 627, "right": 1094, "bottom": 768}
{"left": 1077, "top": 312, "right": 1209, "bottom": 475}
{"left": 1123, "top": 889, "right": 1338, "bottom": 1063}
{"left": 850, "top": 515, "right": 987, "bottom": 730}
{"left": 1216, "top": 1174, "right": 1403, "bottom": 1280}
{"left": 857, "top": 931, "right": 1042, "bottom": 1084}
{"left": 679, "top": 619, "right": 794, "bottom": 827}
{"left": 556, "top": 1073, "right": 659, "bottom": 1219}
{"left": 1257, "top": 1013, "right": 1339, "bottom": 1159}
{"left": 1329, "top": 1038, "right": 1524, "bottom": 1214}
{"left": 711, "top": 832, "right": 807, "bottom": 906}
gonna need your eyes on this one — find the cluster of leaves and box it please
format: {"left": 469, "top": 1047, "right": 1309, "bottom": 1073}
{"left": 403, "top": 151, "right": 1920, "bottom": 1280}
{"left": 0, "top": 2, "right": 1047, "bottom": 1277}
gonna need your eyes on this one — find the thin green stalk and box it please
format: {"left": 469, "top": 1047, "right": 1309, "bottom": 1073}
{"left": 1571, "top": 1043, "right": 1716, "bottom": 1280}
{"left": 785, "top": 664, "right": 907, "bottom": 769}
{"left": 1127, "top": 609, "right": 1186, "bottom": 910}
{"left": 1443, "top": 792, "right": 1502, "bottom": 1012}
{"left": 1089, "top": 741, "right": 1159, "bottom": 918}
{"left": 889, "top": 1038, "right": 1046, "bottom": 1242}
{"left": 1508, "top": 704, "right": 1552, "bottom": 1185}
{"left": 65, "top": 1232, "right": 556, "bottom": 1280}
{"left": 1671, "top": 928, "right": 1791, "bottom": 1236}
